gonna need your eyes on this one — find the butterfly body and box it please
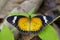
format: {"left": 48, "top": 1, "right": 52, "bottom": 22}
{"left": 7, "top": 14, "right": 53, "bottom": 34}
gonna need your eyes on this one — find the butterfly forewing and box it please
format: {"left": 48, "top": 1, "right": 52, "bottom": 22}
{"left": 35, "top": 15, "right": 53, "bottom": 25}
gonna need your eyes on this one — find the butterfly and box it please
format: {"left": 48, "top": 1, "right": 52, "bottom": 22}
{"left": 6, "top": 8, "right": 53, "bottom": 34}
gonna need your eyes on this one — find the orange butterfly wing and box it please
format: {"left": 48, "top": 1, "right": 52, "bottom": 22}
{"left": 18, "top": 17, "right": 43, "bottom": 31}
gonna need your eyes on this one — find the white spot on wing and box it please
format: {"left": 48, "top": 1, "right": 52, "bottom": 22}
{"left": 12, "top": 16, "right": 17, "bottom": 24}
{"left": 43, "top": 16, "right": 48, "bottom": 23}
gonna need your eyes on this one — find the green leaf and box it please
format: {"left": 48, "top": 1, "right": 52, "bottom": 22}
{"left": 9, "top": 12, "right": 29, "bottom": 17}
{"left": 0, "top": 24, "right": 14, "bottom": 40}
{"left": 9, "top": 8, "right": 36, "bottom": 18}
{"left": 38, "top": 24, "right": 59, "bottom": 40}
{"left": 28, "top": 8, "right": 35, "bottom": 15}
